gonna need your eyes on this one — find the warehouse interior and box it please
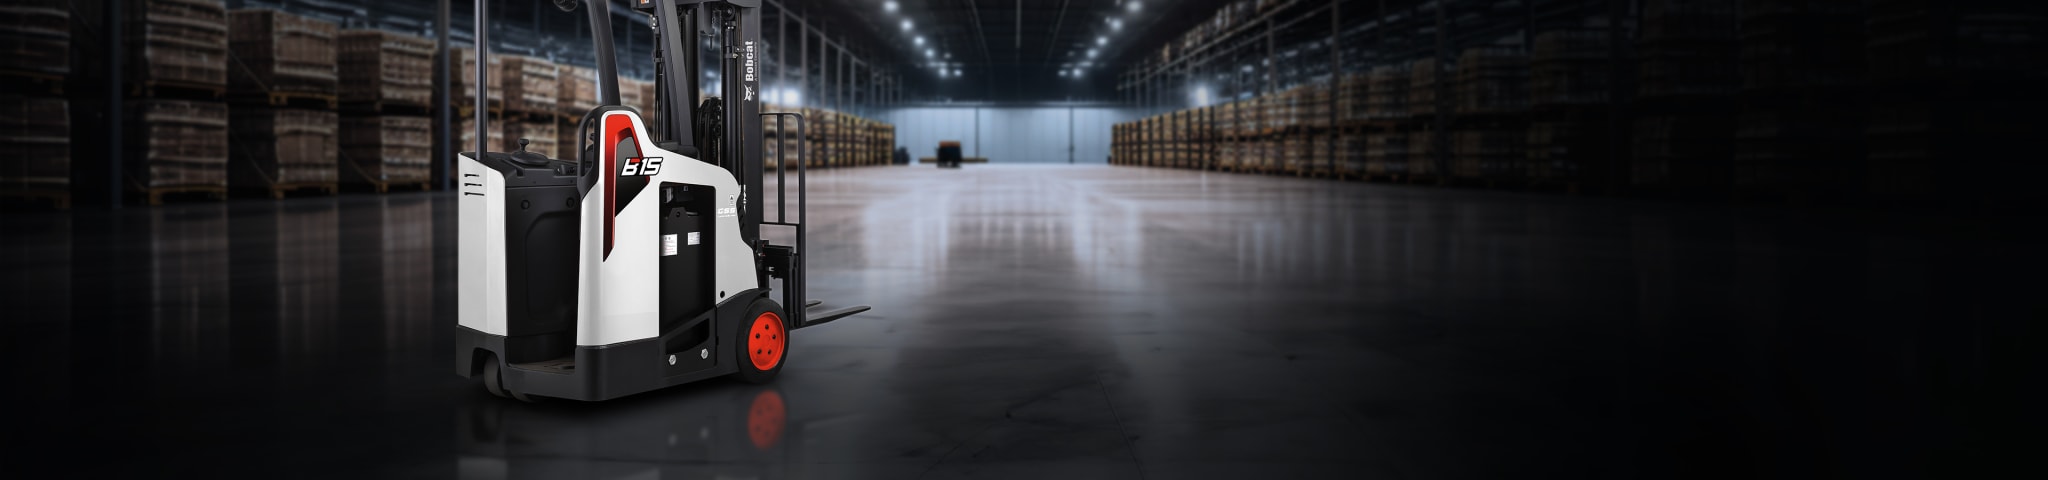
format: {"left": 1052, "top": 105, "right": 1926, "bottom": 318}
{"left": 3, "top": 0, "right": 2044, "bottom": 478}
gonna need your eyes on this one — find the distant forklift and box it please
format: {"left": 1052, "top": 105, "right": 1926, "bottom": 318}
{"left": 936, "top": 141, "right": 963, "bottom": 169}
{"left": 455, "top": 0, "right": 867, "bottom": 402}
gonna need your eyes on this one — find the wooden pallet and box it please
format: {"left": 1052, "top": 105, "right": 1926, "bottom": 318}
{"left": 136, "top": 185, "right": 228, "bottom": 206}
{"left": 344, "top": 179, "right": 431, "bottom": 194}
{"left": 1, "top": 69, "right": 65, "bottom": 95}
{"left": 0, "top": 188, "right": 71, "bottom": 210}
{"left": 241, "top": 182, "right": 337, "bottom": 199}
{"left": 127, "top": 80, "right": 225, "bottom": 100}
{"left": 233, "top": 91, "right": 338, "bottom": 109}
{"left": 340, "top": 100, "right": 433, "bottom": 115}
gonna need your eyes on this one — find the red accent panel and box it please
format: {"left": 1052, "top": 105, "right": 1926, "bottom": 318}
{"left": 603, "top": 114, "right": 634, "bottom": 260}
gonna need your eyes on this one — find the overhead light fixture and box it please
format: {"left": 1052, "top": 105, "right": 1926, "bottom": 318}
{"left": 884, "top": 1, "right": 898, "bottom": 13}
{"left": 901, "top": 19, "right": 912, "bottom": 31}
{"left": 1087, "top": 48, "right": 1098, "bottom": 58}
{"left": 1111, "top": 19, "right": 1123, "bottom": 32}
{"left": 944, "top": 53, "right": 951, "bottom": 59}
{"left": 1097, "top": 36, "right": 1107, "bottom": 46}
{"left": 953, "top": 68, "right": 962, "bottom": 76}
{"left": 1129, "top": 1, "right": 1142, "bottom": 13}
{"left": 925, "top": 49, "right": 934, "bottom": 58}
{"left": 914, "top": 36, "right": 924, "bottom": 45}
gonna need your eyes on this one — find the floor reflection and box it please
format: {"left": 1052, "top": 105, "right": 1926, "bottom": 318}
{"left": 1, "top": 166, "right": 2034, "bottom": 478}
{"left": 455, "top": 384, "right": 793, "bottom": 479}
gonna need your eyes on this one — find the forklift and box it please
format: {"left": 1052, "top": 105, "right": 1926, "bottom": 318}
{"left": 455, "top": 0, "right": 867, "bottom": 402}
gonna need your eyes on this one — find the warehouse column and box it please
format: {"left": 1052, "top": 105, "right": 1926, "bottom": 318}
{"left": 104, "top": 0, "right": 124, "bottom": 206}
{"left": 474, "top": 0, "right": 488, "bottom": 157}
{"left": 1329, "top": 1, "right": 1340, "bottom": 173}
{"left": 777, "top": 6, "right": 785, "bottom": 102}
{"left": 1432, "top": 0, "right": 1450, "bottom": 184}
{"left": 435, "top": 0, "right": 451, "bottom": 191}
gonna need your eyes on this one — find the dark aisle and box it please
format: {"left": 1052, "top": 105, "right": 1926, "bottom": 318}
{"left": 4, "top": 165, "right": 2038, "bottom": 479}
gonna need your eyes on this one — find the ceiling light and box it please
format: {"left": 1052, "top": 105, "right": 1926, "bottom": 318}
{"left": 914, "top": 36, "right": 924, "bottom": 45}
{"left": 953, "top": 68, "right": 962, "bottom": 76}
{"left": 1087, "top": 48, "right": 1098, "bottom": 58}
{"left": 1097, "top": 36, "right": 1107, "bottom": 46}
{"left": 1129, "top": 1, "right": 1142, "bottom": 13}
{"left": 1111, "top": 19, "right": 1123, "bottom": 31}
{"left": 901, "top": 19, "right": 912, "bottom": 31}
{"left": 944, "top": 53, "right": 951, "bottom": 59}
{"left": 884, "top": 1, "right": 898, "bottom": 13}
{"left": 925, "top": 49, "right": 934, "bottom": 58}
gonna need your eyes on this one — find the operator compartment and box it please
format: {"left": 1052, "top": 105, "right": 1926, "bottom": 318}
{"left": 473, "top": 147, "right": 582, "bottom": 366}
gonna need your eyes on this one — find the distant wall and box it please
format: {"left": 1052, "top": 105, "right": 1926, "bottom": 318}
{"left": 880, "top": 107, "right": 1144, "bottom": 164}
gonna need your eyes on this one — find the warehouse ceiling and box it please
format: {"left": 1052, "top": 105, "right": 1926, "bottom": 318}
{"left": 818, "top": 0, "right": 1242, "bottom": 101}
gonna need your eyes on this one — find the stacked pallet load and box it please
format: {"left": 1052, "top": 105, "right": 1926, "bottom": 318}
{"left": 337, "top": 30, "right": 433, "bottom": 191}
{"left": 129, "top": 100, "right": 229, "bottom": 203}
{"left": 1338, "top": 73, "right": 1369, "bottom": 125}
{"left": 340, "top": 116, "right": 430, "bottom": 191}
{"left": 229, "top": 9, "right": 337, "bottom": 108}
{"left": 1451, "top": 47, "right": 1527, "bottom": 184}
{"left": 1, "top": 0, "right": 70, "bottom": 88}
{"left": 338, "top": 30, "right": 433, "bottom": 110}
{"left": 502, "top": 55, "right": 559, "bottom": 115}
{"left": 0, "top": 95, "right": 68, "bottom": 207}
{"left": 0, "top": 1, "right": 69, "bottom": 207}
{"left": 1527, "top": 30, "right": 1613, "bottom": 191}
{"left": 226, "top": 9, "right": 337, "bottom": 197}
{"left": 1293, "top": 83, "right": 1335, "bottom": 176}
{"left": 1405, "top": 58, "right": 1447, "bottom": 182}
{"left": 129, "top": 0, "right": 229, "bottom": 94}
{"left": 1337, "top": 132, "right": 1366, "bottom": 179}
{"left": 807, "top": 109, "right": 835, "bottom": 167}
{"left": 1364, "top": 132, "right": 1406, "bottom": 179}
{"left": 456, "top": 116, "right": 505, "bottom": 155}
{"left": 1633, "top": 0, "right": 1737, "bottom": 196}
{"left": 1332, "top": 74, "right": 1368, "bottom": 179}
{"left": 1735, "top": 0, "right": 1868, "bottom": 202}
{"left": 451, "top": 47, "right": 503, "bottom": 109}
{"left": 505, "top": 120, "right": 557, "bottom": 159}
{"left": 552, "top": 66, "right": 593, "bottom": 159}
{"left": 1406, "top": 58, "right": 1443, "bottom": 119}
{"left": 1355, "top": 65, "right": 1412, "bottom": 181}
{"left": 229, "top": 107, "right": 337, "bottom": 197}
{"left": 1407, "top": 129, "right": 1439, "bottom": 179}
{"left": 1862, "top": 0, "right": 2047, "bottom": 208}
{"left": 1367, "top": 64, "right": 1410, "bottom": 120}
{"left": 1112, "top": 123, "right": 1128, "bottom": 165}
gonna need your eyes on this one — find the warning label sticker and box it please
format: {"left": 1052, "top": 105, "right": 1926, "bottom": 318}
{"left": 687, "top": 232, "right": 701, "bottom": 245}
{"left": 662, "top": 234, "right": 678, "bottom": 256}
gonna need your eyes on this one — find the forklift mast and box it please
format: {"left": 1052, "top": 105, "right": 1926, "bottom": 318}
{"left": 630, "top": 0, "right": 766, "bottom": 246}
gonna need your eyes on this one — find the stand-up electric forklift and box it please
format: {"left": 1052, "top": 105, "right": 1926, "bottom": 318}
{"left": 455, "top": 0, "right": 868, "bottom": 402}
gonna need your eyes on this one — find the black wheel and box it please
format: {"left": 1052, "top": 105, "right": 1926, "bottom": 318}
{"left": 481, "top": 357, "right": 509, "bottom": 398}
{"left": 734, "top": 298, "right": 788, "bottom": 384}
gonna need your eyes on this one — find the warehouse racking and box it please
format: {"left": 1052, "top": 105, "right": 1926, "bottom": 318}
{"left": 1109, "top": 0, "right": 2044, "bottom": 207}
{"left": 18, "top": 0, "right": 908, "bottom": 209}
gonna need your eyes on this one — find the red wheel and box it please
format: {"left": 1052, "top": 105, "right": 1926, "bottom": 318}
{"left": 734, "top": 299, "right": 787, "bottom": 384}
{"left": 746, "top": 312, "right": 786, "bottom": 371}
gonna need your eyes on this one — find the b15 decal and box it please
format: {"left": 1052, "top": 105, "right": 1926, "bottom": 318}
{"left": 621, "top": 156, "right": 664, "bottom": 176}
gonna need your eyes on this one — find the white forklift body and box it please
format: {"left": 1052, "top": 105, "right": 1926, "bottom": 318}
{"left": 454, "top": 0, "right": 865, "bottom": 402}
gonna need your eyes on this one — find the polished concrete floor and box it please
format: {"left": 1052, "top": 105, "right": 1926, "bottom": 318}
{"left": 4, "top": 165, "right": 2039, "bottom": 478}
